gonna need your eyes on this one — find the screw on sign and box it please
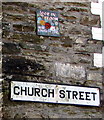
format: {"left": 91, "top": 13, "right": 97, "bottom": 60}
{"left": 45, "top": 23, "right": 51, "bottom": 29}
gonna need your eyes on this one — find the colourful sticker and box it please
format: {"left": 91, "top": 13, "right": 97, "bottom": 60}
{"left": 36, "top": 10, "right": 60, "bottom": 37}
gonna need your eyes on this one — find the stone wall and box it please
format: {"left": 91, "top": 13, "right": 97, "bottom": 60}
{"left": 0, "top": 1, "right": 2, "bottom": 119}
{"left": 2, "top": 2, "right": 103, "bottom": 119}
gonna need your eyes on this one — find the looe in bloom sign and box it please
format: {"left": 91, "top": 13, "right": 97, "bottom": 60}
{"left": 36, "top": 10, "right": 60, "bottom": 37}
{"left": 10, "top": 81, "right": 100, "bottom": 106}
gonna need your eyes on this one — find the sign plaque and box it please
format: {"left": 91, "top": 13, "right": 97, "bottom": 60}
{"left": 36, "top": 10, "right": 60, "bottom": 37}
{"left": 11, "top": 81, "right": 100, "bottom": 106}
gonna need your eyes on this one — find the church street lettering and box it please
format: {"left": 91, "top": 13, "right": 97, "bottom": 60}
{"left": 13, "top": 86, "right": 97, "bottom": 101}
{"left": 11, "top": 81, "right": 100, "bottom": 106}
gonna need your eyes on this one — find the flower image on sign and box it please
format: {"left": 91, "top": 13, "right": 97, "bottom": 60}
{"left": 36, "top": 10, "right": 60, "bottom": 37}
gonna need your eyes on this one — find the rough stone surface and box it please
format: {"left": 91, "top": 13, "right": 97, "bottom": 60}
{"left": 54, "top": 62, "right": 85, "bottom": 80}
{"left": 2, "top": 1, "right": 103, "bottom": 119}
{"left": 0, "top": 1, "right": 2, "bottom": 119}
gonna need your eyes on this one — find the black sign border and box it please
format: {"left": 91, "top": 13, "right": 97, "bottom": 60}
{"left": 10, "top": 80, "right": 101, "bottom": 107}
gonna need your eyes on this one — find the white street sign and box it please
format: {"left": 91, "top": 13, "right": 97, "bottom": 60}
{"left": 11, "top": 81, "right": 100, "bottom": 106}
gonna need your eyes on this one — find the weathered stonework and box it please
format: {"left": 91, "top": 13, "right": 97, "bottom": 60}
{"left": 0, "top": 1, "right": 2, "bottom": 119}
{"left": 54, "top": 62, "right": 86, "bottom": 79}
{"left": 2, "top": 1, "right": 103, "bottom": 119}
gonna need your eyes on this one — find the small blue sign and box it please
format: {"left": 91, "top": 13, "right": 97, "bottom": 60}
{"left": 36, "top": 10, "right": 60, "bottom": 37}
